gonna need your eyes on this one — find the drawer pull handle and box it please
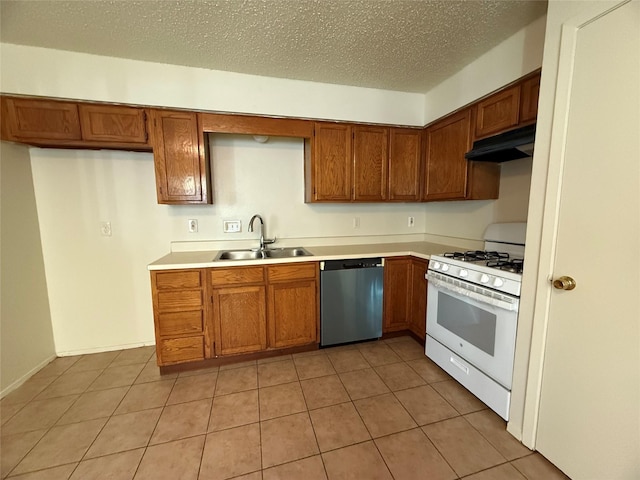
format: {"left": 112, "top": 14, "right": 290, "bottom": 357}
{"left": 450, "top": 356, "right": 469, "bottom": 375}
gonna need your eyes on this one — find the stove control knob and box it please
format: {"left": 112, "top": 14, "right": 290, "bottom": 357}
{"left": 480, "top": 274, "right": 490, "bottom": 284}
{"left": 493, "top": 277, "right": 505, "bottom": 287}
{"left": 441, "top": 264, "right": 450, "bottom": 272}
{"left": 433, "top": 261, "right": 441, "bottom": 270}
{"left": 459, "top": 269, "right": 468, "bottom": 278}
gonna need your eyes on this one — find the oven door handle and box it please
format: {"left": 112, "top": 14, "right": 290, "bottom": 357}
{"left": 427, "top": 273, "right": 519, "bottom": 312}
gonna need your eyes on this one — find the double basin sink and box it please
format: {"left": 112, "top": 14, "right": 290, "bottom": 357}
{"left": 214, "top": 247, "right": 312, "bottom": 261}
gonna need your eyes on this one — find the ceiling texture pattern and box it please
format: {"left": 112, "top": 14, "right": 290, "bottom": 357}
{"left": 0, "top": 0, "right": 547, "bottom": 93}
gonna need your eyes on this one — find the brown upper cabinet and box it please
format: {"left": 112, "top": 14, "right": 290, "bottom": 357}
{"left": 519, "top": 74, "right": 541, "bottom": 124}
{"left": 353, "top": 125, "right": 389, "bottom": 202}
{"left": 307, "top": 122, "right": 353, "bottom": 202}
{"left": 388, "top": 128, "right": 422, "bottom": 201}
{"left": 1, "top": 96, "right": 151, "bottom": 150}
{"left": 149, "top": 109, "right": 211, "bottom": 204}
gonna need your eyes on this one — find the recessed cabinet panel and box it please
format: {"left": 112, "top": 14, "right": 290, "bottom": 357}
{"left": 353, "top": 126, "right": 388, "bottom": 201}
{"left": 79, "top": 104, "right": 148, "bottom": 144}
{"left": 159, "top": 336, "right": 205, "bottom": 364}
{"left": 268, "top": 280, "right": 317, "bottom": 348}
{"left": 383, "top": 257, "right": 412, "bottom": 332}
{"left": 157, "top": 311, "right": 204, "bottom": 336}
{"left": 388, "top": 128, "right": 422, "bottom": 201}
{"left": 312, "top": 123, "right": 352, "bottom": 201}
{"left": 5, "top": 98, "right": 81, "bottom": 140}
{"left": 520, "top": 74, "right": 541, "bottom": 124}
{"left": 475, "top": 86, "right": 521, "bottom": 139}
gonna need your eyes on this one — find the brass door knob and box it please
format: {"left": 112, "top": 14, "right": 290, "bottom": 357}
{"left": 553, "top": 276, "right": 576, "bottom": 290}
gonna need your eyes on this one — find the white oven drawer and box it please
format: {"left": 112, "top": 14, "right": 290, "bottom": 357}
{"left": 426, "top": 335, "right": 510, "bottom": 420}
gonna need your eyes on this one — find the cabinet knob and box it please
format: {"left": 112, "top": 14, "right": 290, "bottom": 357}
{"left": 552, "top": 276, "right": 576, "bottom": 291}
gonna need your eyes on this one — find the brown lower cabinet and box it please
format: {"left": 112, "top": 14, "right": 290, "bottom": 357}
{"left": 383, "top": 256, "right": 429, "bottom": 340}
{"left": 150, "top": 262, "right": 319, "bottom": 366}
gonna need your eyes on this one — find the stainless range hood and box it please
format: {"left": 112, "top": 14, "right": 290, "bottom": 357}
{"left": 465, "top": 124, "right": 536, "bottom": 163}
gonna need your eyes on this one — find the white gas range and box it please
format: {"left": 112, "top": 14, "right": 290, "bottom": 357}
{"left": 425, "top": 223, "right": 526, "bottom": 420}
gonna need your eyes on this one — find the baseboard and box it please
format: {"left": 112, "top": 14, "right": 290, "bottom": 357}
{"left": 0, "top": 353, "right": 57, "bottom": 399}
{"left": 55, "top": 341, "right": 156, "bottom": 357}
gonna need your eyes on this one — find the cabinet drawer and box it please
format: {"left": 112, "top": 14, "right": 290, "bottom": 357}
{"left": 268, "top": 263, "right": 317, "bottom": 282}
{"left": 155, "top": 270, "right": 202, "bottom": 289}
{"left": 156, "top": 290, "right": 202, "bottom": 310}
{"left": 159, "top": 336, "right": 205, "bottom": 364}
{"left": 211, "top": 267, "right": 265, "bottom": 286}
{"left": 157, "top": 311, "right": 203, "bottom": 336}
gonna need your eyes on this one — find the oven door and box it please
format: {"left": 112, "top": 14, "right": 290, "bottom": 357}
{"left": 426, "top": 274, "right": 518, "bottom": 389}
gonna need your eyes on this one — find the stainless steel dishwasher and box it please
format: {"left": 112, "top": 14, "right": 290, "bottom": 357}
{"left": 320, "top": 257, "right": 384, "bottom": 347}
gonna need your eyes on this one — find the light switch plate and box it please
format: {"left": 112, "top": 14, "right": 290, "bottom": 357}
{"left": 223, "top": 220, "right": 242, "bottom": 233}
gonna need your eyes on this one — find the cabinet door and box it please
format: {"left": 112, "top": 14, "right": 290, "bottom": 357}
{"left": 475, "top": 85, "right": 521, "bottom": 139}
{"left": 268, "top": 280, "right": 318, "bottom": 348}
{"left": 388, "top": 128, "right": 422, "bottom": 201}
{"left": 519, "top": 73, "right": 541, "bottom": 124}
{"left": 383, "top": 257, "right": 411, "bottom": 332}
{"left": 4, "top": 97, "right": 81, "bottom": 141}
{"left": 212, "top": 286, "right": 267, "bottom": 356}
{"left": 423, "top": 109, "right": 472, "bottom": 200}
{"left": 353, "top": 126, "right": 388, "bottom": 201}
{"left": 78, "top": 104, "right": 148, "bottom": 144}
{"left": 150, "top": 109, "right": 210, "bottom": 204}
{"left": 311, "top": 122, "right": 352, "bottom": 201}
{"left": 408, "top": 259, "right": 429, "bottom": 340}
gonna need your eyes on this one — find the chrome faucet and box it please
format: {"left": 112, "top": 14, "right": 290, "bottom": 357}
{"left": 248, "top": 214, "right": 276, "bottom": 251}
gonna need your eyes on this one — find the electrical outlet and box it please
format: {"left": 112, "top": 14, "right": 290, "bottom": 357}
{"left": 353, "top": 217, "right": 360, "bottom": 229}
{"left": 408, "top": 216, "right": 415, "bottom": 227}
{"left": 188, "top": 219, "right": 198, "bottom": 233}
{"left": 100, "top": 221, "right": 112, "bottom": 237}
{"left": 223, "top": 220, "right": 242, "bottom": 233}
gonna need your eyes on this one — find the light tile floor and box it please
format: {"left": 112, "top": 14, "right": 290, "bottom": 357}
{"left": 0, "top": 337, "right": 570, "bottom": 479}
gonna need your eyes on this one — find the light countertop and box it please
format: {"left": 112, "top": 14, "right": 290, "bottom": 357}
{"left": 148, "top": 241, "right": 458, "bottom": 270}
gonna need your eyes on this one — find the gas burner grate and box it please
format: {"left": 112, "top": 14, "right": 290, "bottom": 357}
{"left": 486, "top": 259, "right": 524, "bottom": 274}
{"left": 444, "top": 250, "right": 510, "bottom": 262}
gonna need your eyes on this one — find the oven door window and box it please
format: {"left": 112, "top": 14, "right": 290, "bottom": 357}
{"left": 436, "top": 291, "right": 497, "bottom": 356}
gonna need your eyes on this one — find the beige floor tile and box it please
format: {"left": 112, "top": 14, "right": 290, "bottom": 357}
{"left": 0, "top": 429, "right": 47, "bottom": 478}
{"left": 375, "top": 428, "right": 456, "bottom": 480}
{"left": 65, "top": 351, "right": 120, "bottom": 373}
{"left": 464, "top": 463, "right": 527, "bottom": 480}
{"left": 230, "top": 473, "right": 262, "bottom": 480}
{"left": 200, "top": 424, "right": 261, "bottom": 480}
{"left": 259, "top": 382, "right": 307, "bottom": 420}
{"left": 31, "top": 356, "right": 81, "bottom": 379}
{"left": 261, "top": 412, "right": 319, "bottom": 468}
{"left": 326, "top": 349, "right": 370, "bottom": 373}
{"left": 293, "top": 355, "right": 336, "bottom": 380}
{"left": 423, "top": 416, "right": 506, "bottom": 477}
{"left": 35, "top": 369, "right": 103, "bottom": 400}
{"left": 511, "top": 453, "right": 570, "bottom": 479}
{"left": 375, "top": 362, "right": 426, "bottom": 391}
{"left": 354, "top": 393, "right": 416, "bottom": 438}
{"left": 309, "top": 402, "right": 370, "bottom": 452}
{"left": 57, "top": 386, "right": 128, "bottom": 425}
{"left": 4, "top": 463, "right": 77, "bottom": 480}
{"left": 134, "top": 435, "right": 205, "bottom": 480}
{"left": 338, "top": 368, "right": 390, "bottom": 400}
{"left": 300, "top": 375, "right": 350, "bottom": 410}
{"left": 258, "top": 359, "right": 298, "bottom": 387}
{"left": 87, "top": 364, "right": 145, "bottom": 391}
{"left": 263, "top": 455, "right": 327, "bottom": 480}
{"left": 150, "top": 398, "right": 211, "bottom": 444}
{"left": 134, "top": 362, "right": 178, "bottom": 384}
{"left": 70, "top": 448, "right": 145, "bottom": 480}
{"left": 215, "top": 365, "right": 257, "bottom": 396}
{"left": 406, "top": 357, "right": 451, "bottom": 383}
{"left": 257, "top": 353, "right": 292, "bottom": 364}
{"left": 387, "top": 339, "right": 426, "bottom": 360}
{"left": 465, "top": 410, "right": 532, "bottom": 460}
{"left": 219, "top": 359, "right": 257, "bottom": 371}
{"left": 383, "top": 336, "right": 413, "bottom": 344}
{"left": 12, "top": 418, "right": 106, "bottom": 475}
{"left": 85, "top": 408, "right": 162, "bottom": 458}
{"left": 178, "top": 365, "right": 220, "bottom": 378}
{"left": 110, "top": 346, "right": 156, "bottom": 367}
{"left": 0, "top": 402, "right": 26, "bottom": 426}
{"left": 292, "top": 348, "right": 325, "bottom": 358}
{"left": 357, "top": 343, "right": 402, "bottom": 366}
{"left": 322, "top": 441, "right": 392, "bottom": 480}
{"left": 0, "top": 376, "right": 56, "bottom": 406}
{"left": 394, "top": 385, "right": 459, "bottom": 426}
{"left": 2, "top": 395, "right": 78, "bottom": 436}
{"left": 166, "top": 372, "right": 217, "bottom": 405}
{"left": 115, "top": 380, "right": 174, "bottom": 414}
{"left": 208, "top": 389, "right": 259, "bottom": 432}
{"left": 432, "top": 380, "right": 487, "bottom": 414}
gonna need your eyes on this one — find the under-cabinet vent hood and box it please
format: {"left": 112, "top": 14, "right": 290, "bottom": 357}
{"left": 465, "top": 124, "right": 536, "bottom": 163}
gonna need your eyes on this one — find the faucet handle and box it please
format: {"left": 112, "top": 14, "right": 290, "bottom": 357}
{"left": 263, "top": 236, "right": 277, "bottom": 245}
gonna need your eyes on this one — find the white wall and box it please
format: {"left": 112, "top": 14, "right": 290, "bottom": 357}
{"left": 424, "top": 15, "right": 547, "bottom": 124}
{"left": 0, "top": 142, "right": 56, "bottom": 395}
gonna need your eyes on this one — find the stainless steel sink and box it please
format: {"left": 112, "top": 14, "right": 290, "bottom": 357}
{"left": 215, "top": 247, "right": 312, "bottom": 261}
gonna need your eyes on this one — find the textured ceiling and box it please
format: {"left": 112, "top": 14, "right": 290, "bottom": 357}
{"left": 0, "top": 0, "right": 547, "bottom": 93}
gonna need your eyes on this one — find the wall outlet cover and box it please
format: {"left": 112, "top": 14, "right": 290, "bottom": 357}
{"left": 223, "top": 220, "right": 242, "bottom": 233}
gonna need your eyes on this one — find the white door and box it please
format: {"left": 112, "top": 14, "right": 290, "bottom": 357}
{"left": 535, "top": 2, "right": 640, "bottom": 479}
